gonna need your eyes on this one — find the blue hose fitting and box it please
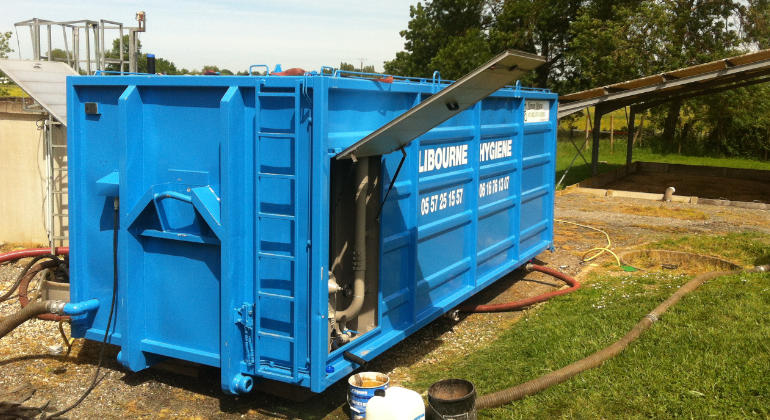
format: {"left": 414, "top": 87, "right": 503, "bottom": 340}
{"left": 62, "top": 299, "right": 100, "bottom": 315}
{"left": 230, "top": 374, "right": 254, "bottom": 394}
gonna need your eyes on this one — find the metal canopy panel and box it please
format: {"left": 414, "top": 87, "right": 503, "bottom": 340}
{"left": 336, "top": 50, "right": 545, "bottom": 159}
{"left": 557, "top": 48, "right": 770, "bottom": 118}
{"left": 0, "top": 59, "right": 78, "bottom": 125}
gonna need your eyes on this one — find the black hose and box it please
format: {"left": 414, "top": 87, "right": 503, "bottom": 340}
{"left": 0, "top": 301, "right": 57, "bottom": 339}
{"left": 0, "top": 254, "right": 63, "bottom": 303}
{"left": 43, "top": 199, "right": 119, "bottom": 419}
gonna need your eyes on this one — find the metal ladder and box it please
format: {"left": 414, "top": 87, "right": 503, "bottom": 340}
{"left": 44, "top": 115, "right": 68, "bottom": 251}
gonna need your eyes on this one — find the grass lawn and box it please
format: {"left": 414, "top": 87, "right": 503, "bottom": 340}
{"left": 555, "top": 134, "right": 770, "bottom": 188}
{"left": 405, "top": 233, "right": 770, "bottom": 418}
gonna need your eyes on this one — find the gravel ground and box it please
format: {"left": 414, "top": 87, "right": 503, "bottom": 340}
{"left": 1, "top": 192, "right": 767, "bottom": 419}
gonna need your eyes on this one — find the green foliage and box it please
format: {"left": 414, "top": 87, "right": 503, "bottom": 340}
{"left": 384, "top": 0, "right": 492, "bottom": 79}
{"left": 105, "top": 35, "right": 182, "bottom": 75}
{"left": 339, "top": 62, "right": 376, "bottom": 73}
{"left": 0, "top": 30, "right": 11, "bottom": 58}
{"left": 1, "top": 30, "right": 13, "bottom": 95}
{"left": 387, "top": 0, "right": 770, "bottom": 158}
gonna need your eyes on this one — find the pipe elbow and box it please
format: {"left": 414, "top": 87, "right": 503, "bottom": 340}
{"left": 62, "top": 299, "right": 100, "bottom": 315}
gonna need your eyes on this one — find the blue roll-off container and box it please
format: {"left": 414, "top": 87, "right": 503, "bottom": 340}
{"left": 66, "top": 70, "right": 557, "bottom": 394}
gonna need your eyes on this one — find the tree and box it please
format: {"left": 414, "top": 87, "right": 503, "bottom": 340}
{"left": 384, "top": 0, "right": 493, "bottom": 79}
{"left": 105, "top": 35, "right": 181, "bottom": 74}
{"left": 1, "top": 30, "right": 13, "bottom": 95}
{"left": 340, "top": 62, "right": 376, "bottom": 73}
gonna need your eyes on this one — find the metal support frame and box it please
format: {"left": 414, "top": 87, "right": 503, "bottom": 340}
{"left": 627, "top": 107, "right": 636, "bottom": 167}
{"left": 14, "top": 13, "right": 144, "bottom": 75}
{"left": 11, "top": 13, "right": 146, "bottom": 249}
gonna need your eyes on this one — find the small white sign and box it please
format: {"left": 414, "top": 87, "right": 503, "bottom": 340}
{"left": 524, "top": 100, "right": 550, "bottom": 123}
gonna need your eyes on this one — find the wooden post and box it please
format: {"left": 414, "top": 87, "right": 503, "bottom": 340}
{"left": 627, "top": 107, "right": 635, "bottom": 167}
{"left": 592, "top": 107, "right": 602, "bottom": 175}
{"left": 584, "top": 108, "right": 590, "bottom": 149}
{"left": 610, "top": 113, "right": 614, "bottom": 154}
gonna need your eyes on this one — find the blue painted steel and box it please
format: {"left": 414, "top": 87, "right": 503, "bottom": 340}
{"left": 67, "top": 71, "right": 558, "bottom": 394}
{"left": 62, "top": 299, "right": 100, "bottom": 315}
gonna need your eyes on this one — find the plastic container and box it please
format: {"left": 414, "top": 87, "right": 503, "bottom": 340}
{"left": 348, "top": 372, "right": 390, "bottom": 419}
{"left": 366, "top": 386, "right": 425, "bottom": 420}
{"left": 66, "top": 71, "right": 558, "bottom": 394}
{"left": 427, "top": 379, "right": 477, "bottom": 419}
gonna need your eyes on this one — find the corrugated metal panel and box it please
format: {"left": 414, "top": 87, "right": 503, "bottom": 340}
{"left": 726, "top": 49, "right": 770, "bottom": 66}
{"left": 0, "top": 59, "right": 78, "bottom": 125}
{"left": 558, "top": 86, "right": 606, "bottom": 102}
{"left": 664, "top": 60, "right": 727, "bottom": 79}
{"left": 606, "top": 74, "right": 665, "bottom": 92}
{"left": 335, "top": 50, "right": 544, "bottom": 159}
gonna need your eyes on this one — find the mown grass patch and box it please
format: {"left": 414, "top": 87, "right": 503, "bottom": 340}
{"left": 611, "top": 203, "right": 709, "bottom": 221}
{"left": 406, "top": 234, "right": 770, "bottom": 418}
{"left": 555, "top": 137, "right": 770, "bottom": 188}
{"left": 651, "top": 232, "right": 770, "bottom": 266}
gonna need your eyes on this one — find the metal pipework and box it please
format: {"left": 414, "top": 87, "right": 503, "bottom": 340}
{"left": 335, "top": 158, "right": 368, "bottom": 323}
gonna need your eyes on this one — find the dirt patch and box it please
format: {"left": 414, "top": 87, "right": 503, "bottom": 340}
{"left": 1, "top": 191, "right": 768, "bottom": 419}
{"left": 605, "top": 171, "right": 770, "bottom": 203}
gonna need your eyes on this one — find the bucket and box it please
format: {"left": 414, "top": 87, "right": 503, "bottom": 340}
{"left": 347, "top": 372, "right": 390, "bottom": 419}
{"left": 427, "top": 379, "right": 476, "bottom": 420}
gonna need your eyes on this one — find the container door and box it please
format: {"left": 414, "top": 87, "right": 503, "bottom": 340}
{"left": 117, "top": 84, "right": 229, "bottom": 372}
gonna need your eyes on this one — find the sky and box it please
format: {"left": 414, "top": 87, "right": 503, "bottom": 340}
{"left": 1, "top": 0, "right": 418, "bottom": 72}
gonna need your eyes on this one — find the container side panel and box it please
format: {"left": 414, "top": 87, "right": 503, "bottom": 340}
{"left": 519, "top": 120, "right": 555, "bottom": 257}
{"left": 327, "top": 89, "right": 417, "bottom": 151}
{"left": 477, "top": 97, "right": 520, "bottom": 279}
{"left": 69, "top": 84, "right": 127, "bottom": 341}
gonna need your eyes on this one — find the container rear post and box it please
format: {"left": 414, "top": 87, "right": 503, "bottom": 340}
{"left": 219, "top": 85, "right": 255, "bottom": 394}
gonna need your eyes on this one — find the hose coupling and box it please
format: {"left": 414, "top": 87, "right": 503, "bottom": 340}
{"left": 444, "top": 309, "right": 460, "bottom": 321}
{"left": 47, "top": 300, "right": 68, "bottom": 315}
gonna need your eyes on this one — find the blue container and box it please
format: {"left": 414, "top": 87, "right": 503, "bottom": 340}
{"left": 66, "top": 71, "right": 558, "bottom": 394}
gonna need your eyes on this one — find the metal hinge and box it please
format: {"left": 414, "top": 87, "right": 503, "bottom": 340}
{"left": 235, "top": 303, "right": 256, "bottom": 368}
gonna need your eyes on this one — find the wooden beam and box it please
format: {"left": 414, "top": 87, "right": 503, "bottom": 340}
{"left": 626, "top": 107, "right": 635, "bottom": 167}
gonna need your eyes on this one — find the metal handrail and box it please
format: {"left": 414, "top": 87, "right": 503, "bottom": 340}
{"left": 248, "top": 64, "right": 270, "bottom": 76}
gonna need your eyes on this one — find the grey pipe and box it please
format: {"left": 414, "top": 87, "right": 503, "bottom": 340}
{"left": 337, "top": 158, "right": 368, "bottom": 323}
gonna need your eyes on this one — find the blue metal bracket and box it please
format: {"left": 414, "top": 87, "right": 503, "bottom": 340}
{"left": 235, "top": 303, "right": 255, "bottom": 369}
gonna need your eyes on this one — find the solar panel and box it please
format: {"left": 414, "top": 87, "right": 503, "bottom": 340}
{"left": 335, "top": 50, "right": 545, "bottom": 159}
{"left": 0, "top": 59, "right": 78, "bottom": 125}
